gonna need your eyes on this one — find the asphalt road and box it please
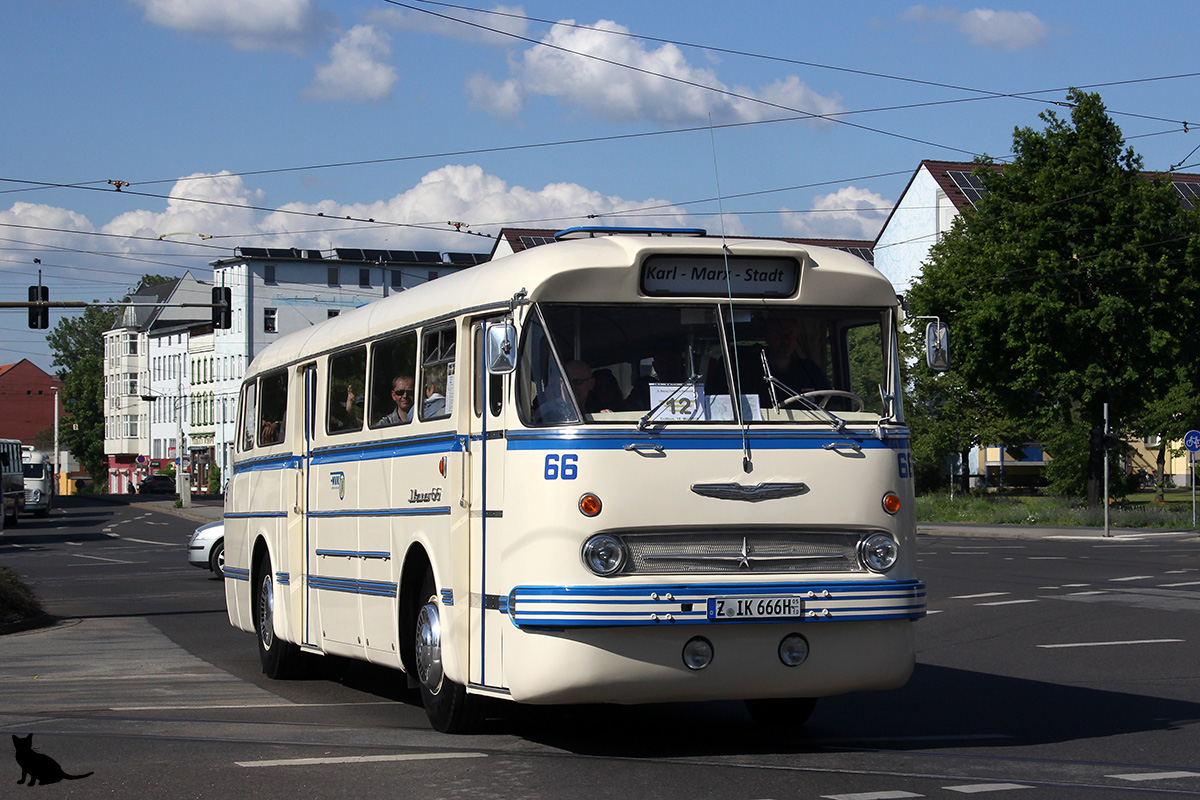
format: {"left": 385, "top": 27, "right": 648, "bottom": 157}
{"left": 2, "top": 496, "right": 1200, "bottom": 799}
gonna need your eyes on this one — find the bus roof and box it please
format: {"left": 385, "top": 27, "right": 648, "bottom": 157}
{"left": 246, "top": 236, "right": 896, "bottom": 377}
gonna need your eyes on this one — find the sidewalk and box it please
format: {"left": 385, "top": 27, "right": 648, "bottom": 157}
{"left": 918, "top": 521, "right": 1199, "bottom": 539}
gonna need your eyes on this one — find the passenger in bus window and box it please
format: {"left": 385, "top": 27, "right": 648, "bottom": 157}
{"left": 761, "top": 315, "right": 829, "bottom": 399}
{"left": 376, "top": 375, "right": 415, "bottom": 426}
{"left": 422, "top": 376, "right": 446, "bottom": 418}
{"left": 625, "top": 346, "right": 687, "bottom": 410}
{"left": 260, "top": 418, "right": 282, "bottom": 444}
{"left": 533, "top": 360, "right": 593, "bottom": 423}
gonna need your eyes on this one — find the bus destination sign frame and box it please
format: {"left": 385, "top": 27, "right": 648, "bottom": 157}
{"left": 640, "top": 255, "right": 800, "bottom": 298}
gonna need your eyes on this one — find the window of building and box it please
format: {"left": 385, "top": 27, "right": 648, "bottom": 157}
{"left": 264, "top": 264, "right": 277, "bottom": 285}
{"left": 124, "top": 414, "right": 138, "bottom": 438}
{"left": 264, "top": 307, "right": 278, "bottom": 333}
{"left": 359, "top": 268, "right": 371, "bottom": 288}
{"left": 327, "top": 266, "right": 340, "bottom": 287}
{"left": 390, "top": 270, "right": 403, "bottom": 289}
{"left": 328, "top": 309, "right": 340, "bottom": 319}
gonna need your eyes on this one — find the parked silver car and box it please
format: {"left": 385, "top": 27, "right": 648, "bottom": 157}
{"left": 187, "top": 520, "right": 224, "bottom": 579}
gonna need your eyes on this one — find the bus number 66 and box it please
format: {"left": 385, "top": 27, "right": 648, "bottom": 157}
{"left": 544, "top": 453, "right": 578, "bottom": 480}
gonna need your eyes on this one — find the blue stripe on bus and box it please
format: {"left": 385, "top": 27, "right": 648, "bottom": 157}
{"left": 507, "top": 579, "right": 925, "bottom": 628}
{"left": 309, "top": 574, "right": 398, "bottom": 598}
{"left": 224, "top": 567, "right": 250, "bottom": 582}
{"left": 276, "top": 572, "right": 290, "bottom": 585}
{"left": 505, "top": 430, "right": 905, "bottom": 451}
{"left": 232, "top": 455, "right": 303, "bottom": 472}
{"left": 315, "top": 549, "right": 391, "bottom": 559}
{"left": 308, "top": 507, "right": 451, "bottom": 518}
{"left": 311, "top": 433, "right": 462, "bottom": 465}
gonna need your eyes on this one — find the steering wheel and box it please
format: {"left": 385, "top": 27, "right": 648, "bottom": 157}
{"left": 781, "top": 389, "right": 865, "bottom": 412}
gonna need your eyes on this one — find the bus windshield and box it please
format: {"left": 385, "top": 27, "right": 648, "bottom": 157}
{"left": 517, "top": 303, "right": 893, "bottom": 426}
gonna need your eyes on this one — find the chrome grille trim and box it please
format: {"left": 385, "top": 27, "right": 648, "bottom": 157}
{"left": 614, "top": 530, "right": 865, "bottom": 575}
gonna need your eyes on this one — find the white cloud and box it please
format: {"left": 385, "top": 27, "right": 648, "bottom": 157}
{"left": 370, "top": 3, "right": 529, "bottom": 45}
{"left": 305, "top": 25, "right": 398, "bottom": 103}
{"left": 781, "top": 186, "right": 893, "bottom": 240}
{"left": 465, "top": 73, "right": 525, "bottom": 117}
{"left": 103, "top": 172, "right": 264, "bottom": 242}
{"left": 132, "top": 0, "right": 334, "bottom": 54}
{"left": 903, "top": 6, "right": 1048, "bottom": 51}
{"left": 472, "top": 18, "right": 844, "bottom": 126}
{"left": 265, "top": 164, "right": 689, "bottom": 250}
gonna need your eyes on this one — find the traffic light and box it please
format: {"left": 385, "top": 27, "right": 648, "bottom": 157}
{"left": 212, "top": 286, "right": 232, "bottom": 329}
{"left": 27, "top": 285, "right": 48, "bottom": 329}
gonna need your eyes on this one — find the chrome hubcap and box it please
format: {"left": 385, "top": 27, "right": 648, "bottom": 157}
{"left": 415, "top": 602, "right": 443, "bottom": 694}
{"left": 258, "top": 574, "right": 275, "bottom": 649}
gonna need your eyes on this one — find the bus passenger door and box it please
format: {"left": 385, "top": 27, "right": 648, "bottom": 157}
{"left": 466, "top": 318, "right": 508, "bottom": 690}
{"left": 300, "top": 364, "right": 317, "bottom": 649}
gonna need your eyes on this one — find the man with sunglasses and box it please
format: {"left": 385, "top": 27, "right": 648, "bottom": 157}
{"left": 376, "top": 375, "right": 416, "bottom": 426}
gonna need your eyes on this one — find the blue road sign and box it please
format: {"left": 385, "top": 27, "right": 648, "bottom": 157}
{"left": 1185, "top": 430, "right": 1200, "bottom": 452}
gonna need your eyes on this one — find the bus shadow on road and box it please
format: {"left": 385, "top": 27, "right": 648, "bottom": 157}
{"left": 502, "top": 662, "right": 1200, "bottom": 756}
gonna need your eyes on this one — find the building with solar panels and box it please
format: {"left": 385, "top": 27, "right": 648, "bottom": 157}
{"left": 873, "top": 160, "right": 1200, "bottom": 489}
{"left": 873, "top": 159, "right": 1200, "bottom": 291}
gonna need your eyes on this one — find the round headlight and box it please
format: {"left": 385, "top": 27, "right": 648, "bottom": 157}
{"left": 860, "top": 532, "right": 899, "bottom": 572}
{"left": 582, "top": 534, "right": 626, "bottom": 576}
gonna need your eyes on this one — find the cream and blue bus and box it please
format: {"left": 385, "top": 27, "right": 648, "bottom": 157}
{"left": 224, "top": 229, "right": 926, "bottom": 732}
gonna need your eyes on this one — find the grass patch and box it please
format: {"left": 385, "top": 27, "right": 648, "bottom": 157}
{"left": 916, "top": 493, "right": 1197, "bottom": 529}
{"left": 0, "top": 566, "right": 44, "bottom": 627}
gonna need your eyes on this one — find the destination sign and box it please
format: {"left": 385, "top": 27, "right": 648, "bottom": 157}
{"left": 641, "top": 255, "right": 800, "bottom": 298}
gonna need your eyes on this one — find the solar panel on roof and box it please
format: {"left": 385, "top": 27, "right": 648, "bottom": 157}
{"left": 239, "top": 247, "right": 270, "bottom": 258}
{"left": 384, "top": 250, "right": 417, "bottom": 262}
{"left": 518, "top": 236, "right": 556, "bottom": 249}
{"left": 414, "top": 251, "right": 441, "bottom": 263}
{"left": 947, "top": 171, "right": 987, "bottom": 206}
{"left": 302, "top": 249, "right": 324, "bottom": 260}
{"left": 335, "top": 248, "right": 365, "bottom": 261}
{"left": 1173, "top": 180, "right": 1199, "bottom": 211}
{"left": 361, "top": 249, "right": 389, "bottom": 262}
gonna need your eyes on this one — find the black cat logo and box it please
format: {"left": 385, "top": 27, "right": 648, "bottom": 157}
{"left": 12, "top": 734, "right": 93, "bottom": 787}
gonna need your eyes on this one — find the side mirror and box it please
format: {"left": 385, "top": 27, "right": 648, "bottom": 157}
{"left": 486, "top": 321, "right": 518, "bottom": 375}
{"left": 925, "top": 321, "right": 950, "bottom": 371}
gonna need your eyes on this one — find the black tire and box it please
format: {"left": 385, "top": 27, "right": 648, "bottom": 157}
{"left": 209, "top": 540, "right": 225, "bottom": 579}
{"left": 745, "top": 697, "right": 817, "bottom": 728}
{"left": 414, "top": 572, "right": 483, "bottom": 733}
{"left": 255, "top": 556, "right": 302, "bottom": 679}
{"left": 5, "top": 509, "right": 17, "bottom": 527}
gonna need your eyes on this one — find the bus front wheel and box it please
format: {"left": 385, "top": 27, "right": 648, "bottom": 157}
{"left": 255, "top": 556, "right": 301, "bottom": 679}
{"left": 414, "top": 573, "right": 482, "bottom": 733}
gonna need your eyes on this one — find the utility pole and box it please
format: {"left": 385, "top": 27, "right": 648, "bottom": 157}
{"left": 1103, "top": 403, "right": 1111, "bottom": 538}
{"left": 53, "top": 388, "right": 59, "bottom": 500}
{"left": 176, "top": 369, "right": 191, "bottom": 508}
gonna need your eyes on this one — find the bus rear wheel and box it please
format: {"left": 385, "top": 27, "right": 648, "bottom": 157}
{"left": 414, "top": 573, "right": 482, "bottom": 733}
{"left": 745, "top": 697, "right": 817, "bottom": 728}
{"left": 255, "top": 556, "right": 301, "bottom": 679}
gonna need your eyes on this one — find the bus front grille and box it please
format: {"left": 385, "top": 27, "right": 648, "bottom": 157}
{"left": 616, "top": 530, "right": 865, "bottom": 575}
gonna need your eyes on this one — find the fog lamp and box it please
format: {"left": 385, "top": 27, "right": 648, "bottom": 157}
{"left": 778, "top": 633, "right": 809, "bottom": 667}
{"left": 682, "top": 636, "right": 714, "bottom": 670}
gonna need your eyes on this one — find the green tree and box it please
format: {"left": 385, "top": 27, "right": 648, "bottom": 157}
{"left": 47, "top": 304, "right": 117, "bottom": 483}
{"left": 906, "top": 90, "right": 1200, "bottom": 504}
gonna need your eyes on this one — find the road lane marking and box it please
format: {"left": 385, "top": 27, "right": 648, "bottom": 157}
{"left": 822, "top": 792, "right": 923, "bottom": 800}
{"left": 977, "top": 599, "right": 1038, "bottom": 606}
{"left": 1110, "top": 575, "right": 1154, "bottom": 582}
{"left": 237, "top": 752, "right": 487, "bottom": 768}
{"left": 68, "top": 553, "right": 135, "bottom": 564}
{"left": 1037, "top": 639, "right": 1184, "bottom": 649}
{"left": 944, "top": 785, "right": 1032, "bottom": 794}
{"left": 117, "top": 537, "right": 177, "bottom": 546}
{"left": 1107, "top": 771, "right": 1200, "bottom": 782}
{"left": 1160, "top": 581, "right": 1200, "bottom": 587}
{"left": 1066, "top": 591, "right": 1106, "bottom": 595}
{"left": 950, "top": 592, "right": 1008, "bottom": 600}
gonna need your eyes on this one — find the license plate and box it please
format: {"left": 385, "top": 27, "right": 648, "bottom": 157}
{"left": 707, "top": 596, "right": 804, "bottom": 620}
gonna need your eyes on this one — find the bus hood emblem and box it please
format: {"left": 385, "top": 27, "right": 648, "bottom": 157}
{"left": 690, "top": 482, "right": 809, "bottom": 502}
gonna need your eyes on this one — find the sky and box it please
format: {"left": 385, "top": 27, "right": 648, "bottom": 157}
{"left": 3, "top": 1, "right": 1198, "bottom": 374}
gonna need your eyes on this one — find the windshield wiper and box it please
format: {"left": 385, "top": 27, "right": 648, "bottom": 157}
{"left": 636, "top": 375, "right": 701, "bottom": 431}
{"left": 759, "top": 350, "right": 845, "bottom": 433}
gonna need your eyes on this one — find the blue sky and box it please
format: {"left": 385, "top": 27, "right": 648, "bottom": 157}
{"left": 3, "top": 1, "right": 1198, "bottom": 373}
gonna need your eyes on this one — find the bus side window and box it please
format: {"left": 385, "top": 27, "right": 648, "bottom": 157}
{"left": 258, "top": 370, "right": 288, "bottom": 446}
{"left": 369, "top": 333, "right": 417, "bottom": 428}
{"left": 327, "top": 347, "right": 367, "bottom": 434}
{"left": 421, "top": 325, "right": 455, "bottom": 421}
{"left": 240, "top": 381, "right": 257, "bottom": 451}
